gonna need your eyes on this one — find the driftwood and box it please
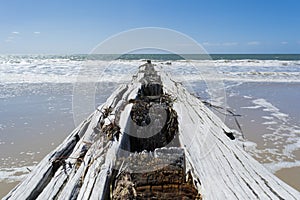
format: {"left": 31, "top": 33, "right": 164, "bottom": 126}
{"left": 4, "top": 62, "right": 300, "bottom": 200}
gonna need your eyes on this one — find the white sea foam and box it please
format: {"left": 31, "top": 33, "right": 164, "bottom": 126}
{"left": 0, "top": 124, "right": 4, "bottom": 130}
{"left": 165, "top": 59, "right": 300, "bottom": 83}
{"left": 262, "top": 116, "right": 274, "bottom": 120}
{"left": 242, "top": 141, "right": 257, "bottom": 152}
{"left": 241, "top": 105, "right": 261, "bottom": 109}
{"left": 235, "top": 96, "right": 300, "bottom": 173}
{"left": 264, "top": 160, "right": 300, "bottom": 173}
{"left": 1, "top": 55, "right": 300, "bottom": 176}
{"left": 0, "top": 58, "right": 140, "bottom": 84}
{"left": 243, "top": 95, "right": 252, "bottom": 99}
{"left": 283, "top": 138, "right": 300, "bottom": 157}
{"left": 252, "top": 98, "right": 289, "bottom": 122}
{"left": 1, "top": 56, "right": 300, "bottom": 84}
{"left": 0, "top": 166, "right": 34, "bottom": 182}
{"left": 262, "top": 121, "right": 278, "bottom": 125}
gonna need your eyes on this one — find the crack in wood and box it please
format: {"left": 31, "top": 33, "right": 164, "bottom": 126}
{"left": 4, "top": 61, "right": 300, "bottom": 200}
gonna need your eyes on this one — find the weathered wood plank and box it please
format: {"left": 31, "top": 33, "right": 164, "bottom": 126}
{"left": 158, "top": 65, "right": 300, "bottom": 199}
{"left": 4, "top": 62, "right": 300, "bottom": 200}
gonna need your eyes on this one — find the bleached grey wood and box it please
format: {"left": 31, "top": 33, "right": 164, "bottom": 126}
{"left": 158, "top": 66, "right": 300, "bottom": 199}
{"left": 4, "top": 63, "right": 300, "bottom": 200}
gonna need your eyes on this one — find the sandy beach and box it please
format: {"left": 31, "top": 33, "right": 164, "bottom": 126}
{"left": 222, "top": 82, "right": 300, "bottom": 191}
{"left": 1, "top": 0, "right": 300, "bottom": 198}
{"left": 0, "top": 81, "right": 122, "bottom": 197}
{"left": 1, "top": 58, "right": 300, "bottom": 197}
{"left": 1, "top": 81, "right": 300, "bottom": 197}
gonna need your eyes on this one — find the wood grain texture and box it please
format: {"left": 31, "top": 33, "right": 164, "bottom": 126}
{"left": 4, "top": 63, "right": 300, "bottom": 200}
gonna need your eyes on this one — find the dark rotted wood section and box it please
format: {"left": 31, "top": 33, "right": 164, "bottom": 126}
{"left": 114, "top": 63, "right": 200, "bottom": 199}
{"left": 4, "top": 62, "right": 300, "bottom": 200}
{"left": 112, "top": 148, "right": 201, "bottom": 200}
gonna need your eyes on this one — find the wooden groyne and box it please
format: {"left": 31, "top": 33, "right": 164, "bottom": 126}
{"left": 4, "top": 62, "right": 300, "bottom": 199}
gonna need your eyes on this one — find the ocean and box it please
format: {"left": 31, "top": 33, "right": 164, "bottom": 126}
{"left": 0, "top": 54, "right": 300, "bottom": 196}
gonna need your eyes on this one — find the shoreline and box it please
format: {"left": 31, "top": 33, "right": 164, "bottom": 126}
{"left": 1, "top": 81, "right": 300, "bottom": 197}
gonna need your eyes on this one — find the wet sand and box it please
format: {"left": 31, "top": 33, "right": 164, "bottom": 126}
{"left": 189, "top": 81, "right": 300, "bottom": 192}
{"left": 1, "top": 81, "right": 300, "bottom": 197}
{"left": 0, "top": 181, "right": 19, "bottom": 198}
{"left": 223, "top": 82, "right": 300, "bottom": 191}
{"left": 276, "top": 167, "right": 300, "bottom": 191}
{"left": 0, "top": 82, "right": 118, "bottom": 198}
{"left": 0, "top": 93, "right": 75, "bottom": 197}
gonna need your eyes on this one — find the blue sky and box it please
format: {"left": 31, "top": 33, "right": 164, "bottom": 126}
{"left": 1, "top": 0, "right": 299, "bottom": 54}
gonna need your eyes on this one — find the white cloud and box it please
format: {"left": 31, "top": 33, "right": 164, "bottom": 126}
{"left": 247, "top": 41, "right": 260, "bottom": 45}
{"left": 4, "top": 32, "right": 20, "bottom": 43}
{"left": 281, "top": 41, "right": 288, "bottom": 45}
{"left": 34, "top": 31, "right": 41, "bottom": 34}
{"left": 222, "top": 42, "right": 238, "bottom": 46}
{"left": 203, "top": 42, "right": 238, "bottom": 47}
{"left": 4, "top": 36, "right": 15, "bottom": 43}
{"left": 202, "top": 42, "right": 220, "bottom": 46}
